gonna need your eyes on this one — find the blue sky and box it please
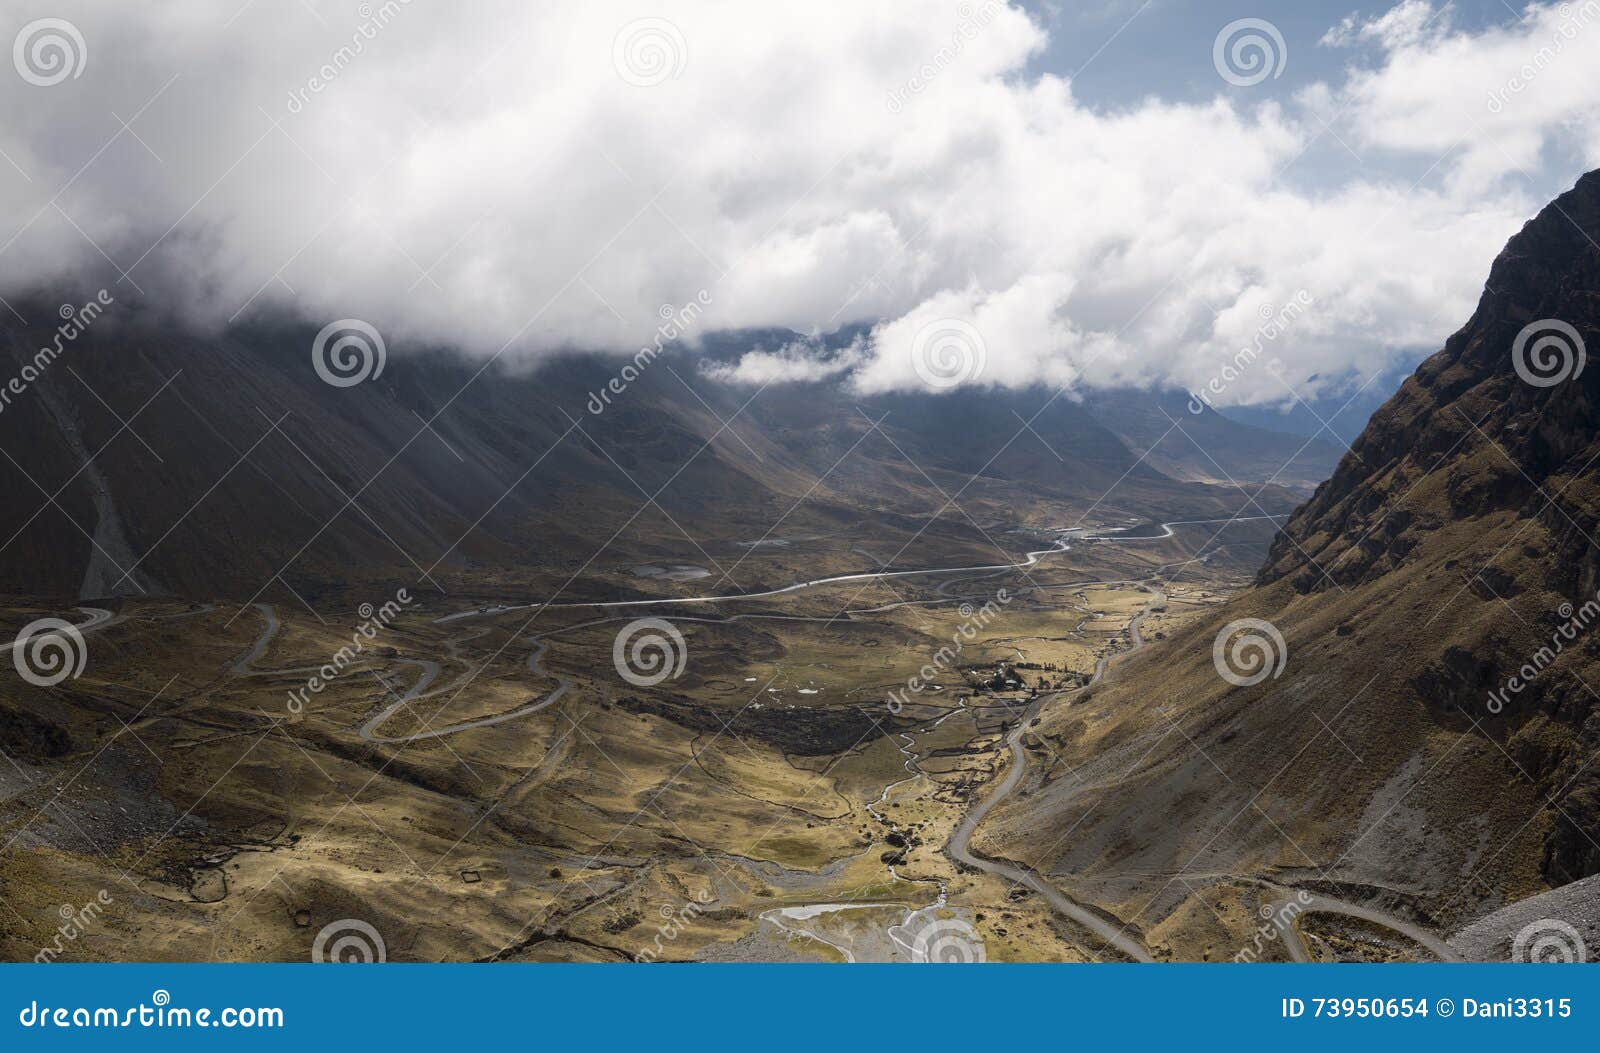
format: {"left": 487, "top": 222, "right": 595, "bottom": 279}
{"left": 1033, "top": 0, "right": 1513, "bottom": 105}
{"left": 1025, "top": 0, "right": 1582, "bottom": 204}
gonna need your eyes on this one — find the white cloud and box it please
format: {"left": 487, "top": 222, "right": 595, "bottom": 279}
{"left": 1321, "top": 0, "right": 1452, "bottom": 48}
{"left": 1327, "top": 0, "right": 1600, "bottom": 193}
{"left": 703, "top": 337, "right": 863, "bottom": 386}
{"left": 0, "top": 1, "right": 1594, "bottom": 408}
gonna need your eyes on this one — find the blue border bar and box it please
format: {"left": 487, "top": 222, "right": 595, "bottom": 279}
{"left": 2, "top": 964, "right": 1594, "bottom": 1049}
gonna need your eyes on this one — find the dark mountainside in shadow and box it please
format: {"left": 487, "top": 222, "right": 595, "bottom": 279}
{"left": 0, "top": 312, "right": 1332, "bottom": 601}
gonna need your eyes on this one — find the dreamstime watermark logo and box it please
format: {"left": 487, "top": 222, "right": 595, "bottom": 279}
{"left": 1213, "top": 18, "right": 1287, "bottom": 87}
{"left": 887, "top": 588, "right": 1011, "bottom": 713}
{"left": 910, "top": 318, "right": 987, "bottom": 390}
{"left": 1212, "top": 618, "right": 1287, "bottom": 687}
{"left": 12, "top": 617, "right": 88, "bottom": 688}
{"left": 586, "top": 291, "right": 712, "bottom": 415}
{"left": 1511, "top": 318, "right": 1585, "bottom": 388}
{"left": 612, "top": 18, "right": 687, "bottom": 86}
{"left": 34, "top": 890, "right": 112, "bottom": 963}
{"left": 17, "top": 989, "right": 284, "bottom": 1029}
{"left": 0, "top": 290, "right": 115, "bottom": 420}
{"left": 906, "top": 917, "right": 986, "bottom": 963}
{"left": 1487, "top": 1, "right": 1599, "bottom": 114}
{"left": 312, "top": 318, "right": 386, "bottom": 388}
{"left": 1511, "top": 918, "right": 1587, "bottom": 963}
{"left": 1486, "top": 590, "right": 1600, "bottom": 714}
{"left": 612, "top": 618, "right": 687, "bottom": 687}
{"left": 13, "top": 18, "right": 86, "bottom": 86}
{"left": 1188, "top": 292, "right": 1313, "bottom": 414}
{"left": 634, "top": 889, "right": 716, "bottom": 962}
{"left": 1235, "top": 890, "right": 1312, "bottom": 962}
{"left": 287, "top": 588, "right": 413, "bottom": 713}
{"left": 311, "top": 919, "right": 386, "bottom": 963}
{"left": 285, "top": 0, "right": 413, "bottom": 114}
{"left": 886, "top": 0, "right": 1002, "bottom": 113}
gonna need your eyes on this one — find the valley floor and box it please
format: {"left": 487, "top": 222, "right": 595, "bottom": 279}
{"left": 0, "top": 515, "right": 1544, "bottom": 963}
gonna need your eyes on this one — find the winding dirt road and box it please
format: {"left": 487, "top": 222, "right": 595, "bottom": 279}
{"left": 946, "top": 587, "right": 1164, "bottom": 962}
{"left": 230, "top": 602, "right": 280, "bottom": 674}
{"left": 436, "top": 516, "right": 1283, "bottom": 623}
{"left": 1269, "top": 890, "right": 1463, "bottom": 962}
{"left": 5, "top": 606, "right": 118, "bottom": 653}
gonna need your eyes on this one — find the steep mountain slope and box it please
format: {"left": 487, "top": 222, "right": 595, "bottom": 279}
{"left": 981, "top": 170, "right": 1600, "bottom": 959}
{"left": 0, "top": 312, "right": 1319, "bottom": 602}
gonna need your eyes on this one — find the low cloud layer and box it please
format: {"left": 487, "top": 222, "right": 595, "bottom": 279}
{"left": 1, "top": 1, "right": 1596, "bottom": 406}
